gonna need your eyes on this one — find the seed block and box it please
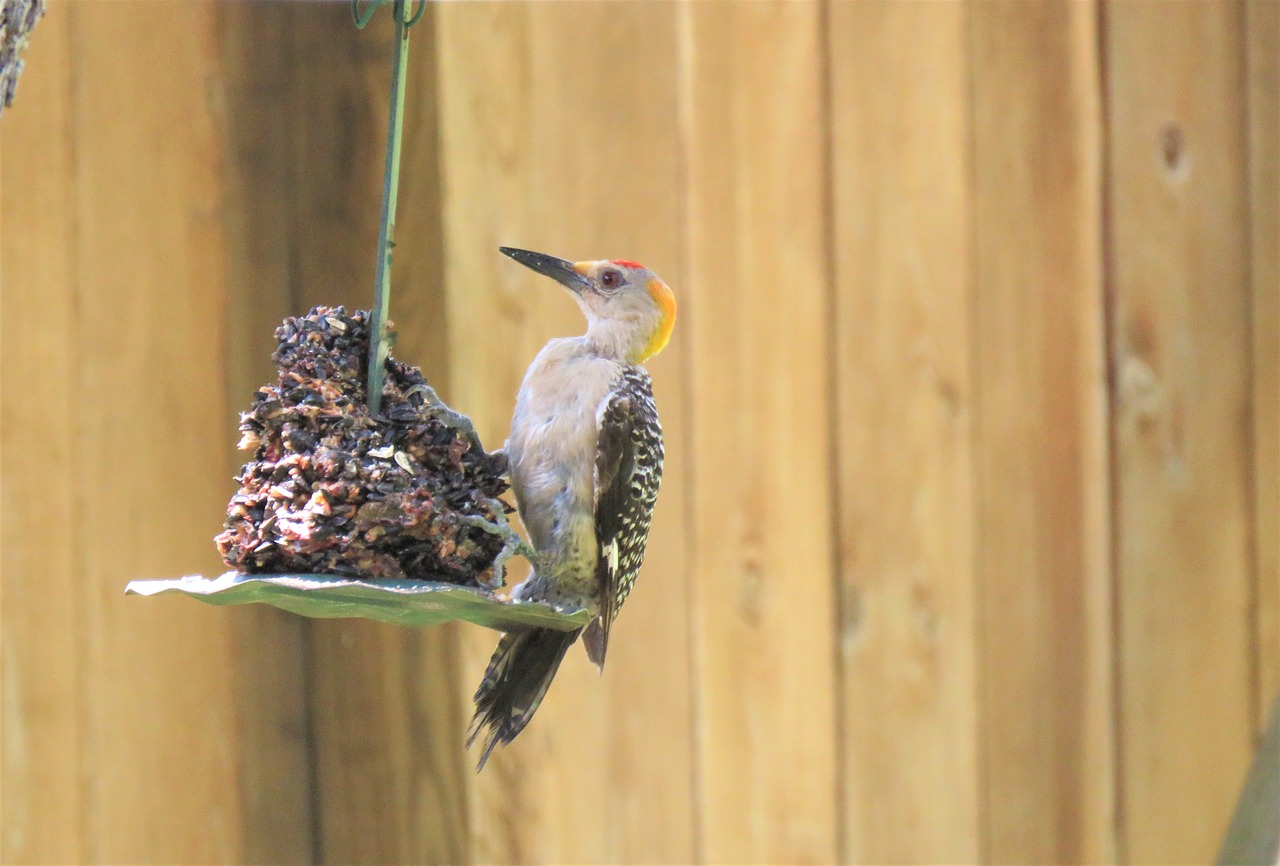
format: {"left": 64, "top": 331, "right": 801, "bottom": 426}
{"left": 215, "top": 306, "right": 512, "bottom": 587}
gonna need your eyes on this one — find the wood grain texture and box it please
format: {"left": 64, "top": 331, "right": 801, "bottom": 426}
{"left": 266, "top": 7, "right": 471, "bottom": 863}
{"left": 1246, "top": 0, "right": 1279, "bottom": 736}
{"left": 827, "top": 3, "right": 980, "bottom": 862}
{"left": 0, "top": 6, "right": 83, "bottom": 863}
{"left": 680, "top": 3, "right": 838, "bottom": 862}
{"left": 969, "top": 4, "right": 1115, "bottom": 863}
{"left": 1105, "top": 2, "right": 1255, "bottom": 862}
{"left": 435, "top": 3, "right": 694, "bottom": 862}
{"left": 4, "top": 4, "right": 1277, "bottom": 863}
{"left": 69, "top": 3, "right": 247, "bottom": 861}
{"left": 219, "top": 7, "right": 316, "bottom": 862}
{"left": 382, "top": 10, "right": 474, "bottom": 861}
{"left": 308, "top": 621, "right": 471, "bottom": 865}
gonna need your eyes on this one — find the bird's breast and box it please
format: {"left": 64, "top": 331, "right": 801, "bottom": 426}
{"left": 507, "top": 341, "right": 621, "bottom": 570}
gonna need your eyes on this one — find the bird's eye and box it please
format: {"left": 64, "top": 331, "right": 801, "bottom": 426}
{"left": 600, "top": 269, "right": 623, "bottom": 289}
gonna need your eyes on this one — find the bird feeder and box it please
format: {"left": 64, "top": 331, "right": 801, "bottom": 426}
{"left": 125, "top": 0, "right": 585, "bottom": 635}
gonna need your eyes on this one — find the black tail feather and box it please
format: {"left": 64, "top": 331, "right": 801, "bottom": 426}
{"left": 467, "top": 627, "right": 580, "bottom": 771}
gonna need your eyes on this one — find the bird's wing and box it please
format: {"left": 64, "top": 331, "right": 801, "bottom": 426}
{"left": 584, "top": 367, "right": 664, "bottom": 669}
{"left": 584, "top": 385, "right": 637, "bottom": 670}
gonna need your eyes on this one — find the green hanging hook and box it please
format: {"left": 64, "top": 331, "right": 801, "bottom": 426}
{"left": 351, "top": 0, "right": 426, "bottom": 30}
{"left": 351, "top": 0, "right": 425, "bottom": 415}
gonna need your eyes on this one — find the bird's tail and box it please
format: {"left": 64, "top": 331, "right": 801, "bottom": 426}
{"left": 467, "top": 627, "right": 580, "bottom": 771}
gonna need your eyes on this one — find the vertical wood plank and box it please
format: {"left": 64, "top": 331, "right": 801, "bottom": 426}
{"left": 218, "top": 7, "right": 317, "bottom": 863}
{"left": 969, "top": 4, "right": 1115, "bottom": 863}
{"left": 70, "top": 3, "right": 246, "bottom": 861}
{"left": 1246, "top": 0, "right": 1279, "bottom": 733}
{"left": 309, "top": 623, "right": 471, "bottom": 865}
{"left": 386, "top": 10, "right": 476, "bottom": 863}
{"left": 0, "top": 5, "right": 83, "bottom": 863}
{"left": 1105, "top": 2, "right": 1255, "bottom": 861}
{"left": 282, "top": 12, "right": 404, "bottom": 856}
{"left": 436, "top": 2, "right": 695, "bottom": 862}
{"left": 276, "top": 7, "right": 471, "bottom": 863}
{"left": 680, "top": 3, "right": 838, "bottom": 862}
{"left": 827, "top": 3, "right": 980, "bottom": 862}
{"left": 3, "top": 3, "right": 1269, "bottom": 862}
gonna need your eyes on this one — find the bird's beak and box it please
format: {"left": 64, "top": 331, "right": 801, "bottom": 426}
{"left": 499, "top": 247, "right": 591, "bottom": 295}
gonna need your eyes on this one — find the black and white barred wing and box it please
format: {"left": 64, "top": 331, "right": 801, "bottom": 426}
{"left": 583, "top": 366, "right": 664, "bottom": 669}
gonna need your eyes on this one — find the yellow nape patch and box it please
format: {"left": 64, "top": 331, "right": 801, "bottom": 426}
{"left": 637, "top": 278, "right": 677, "bottom": 362}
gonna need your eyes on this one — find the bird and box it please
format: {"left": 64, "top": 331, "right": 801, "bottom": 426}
{"left": 467, "top": 246, "right": 676, "bottom": 770}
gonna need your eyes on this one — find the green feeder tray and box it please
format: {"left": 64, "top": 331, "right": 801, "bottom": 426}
{"left": 125, "top": 572, "right": 590, "bottom": 633}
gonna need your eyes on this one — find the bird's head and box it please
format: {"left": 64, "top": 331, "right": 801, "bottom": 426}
{"left": 500, "top": 247, "right": 676, "bottom": 364}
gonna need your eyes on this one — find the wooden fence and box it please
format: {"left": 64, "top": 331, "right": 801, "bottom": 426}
{"left": 2, "top": 2, "right": 1276, "bottom": 863}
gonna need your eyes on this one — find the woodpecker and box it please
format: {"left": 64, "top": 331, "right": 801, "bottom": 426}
{"left": 467, "top": 246, "right": 676, "bottom": 770}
